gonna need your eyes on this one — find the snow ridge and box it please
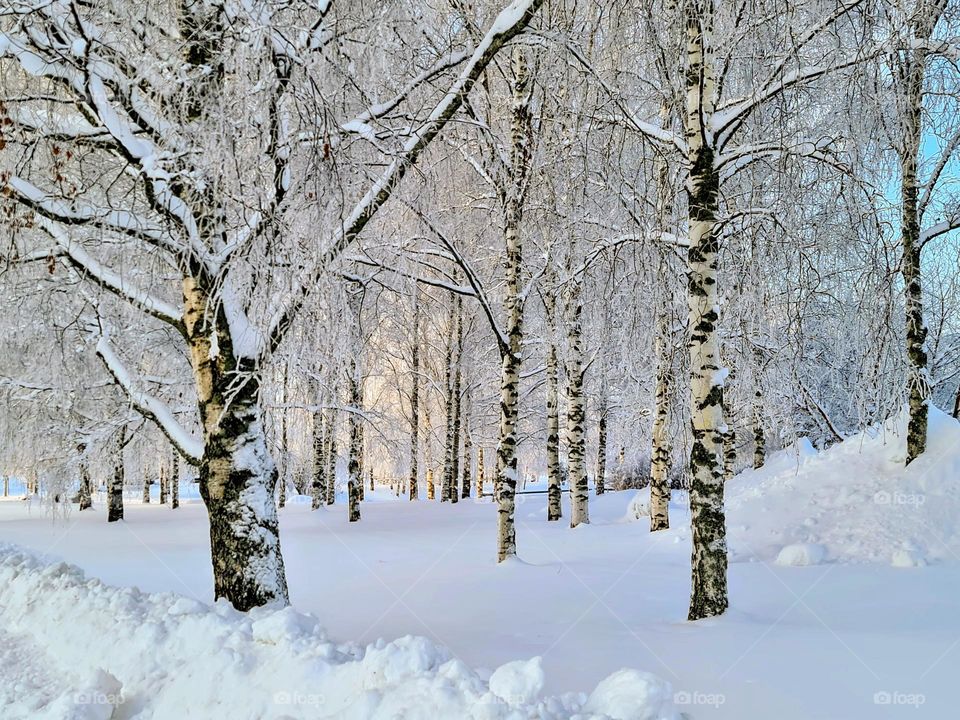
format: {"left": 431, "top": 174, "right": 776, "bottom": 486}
{"left": 0, "top": 545, "right": 678, "bottom": 720}
{"left": 727, "top": 406, "right": 960, "bottom": 567}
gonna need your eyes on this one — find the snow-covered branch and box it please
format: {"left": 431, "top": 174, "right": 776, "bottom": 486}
{"left": 920, "top": 207, "right": 960, "bottom": 247}
{"left": 555, "top": 35, "right": 687, "bottom": 155}
{"left": 717, "top": 138, "right": 850, "bottom": 180}
{"left": 414, "top": 211, "right": 510, "bottom": 356}
{"left": 7, "top": 176, "right": 168, "bottom": 249}
{"left": 95, "top": 335, "right": 204, "bottom": 464}
{"left": 267, "top": 0, "right": 546, "bottom": 352}
{"left": 37, "top": 218, "right": 185, "bottom": 332}
{"left": 713, "top": 22, "right": 881, "bottom": 149}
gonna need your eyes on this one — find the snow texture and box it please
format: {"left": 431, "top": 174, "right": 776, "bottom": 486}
{"left": 726, "top": 405, "right": 960, "bottom": 567}
{"left": 0, "top": 545, "right": 676, "bottom": 720}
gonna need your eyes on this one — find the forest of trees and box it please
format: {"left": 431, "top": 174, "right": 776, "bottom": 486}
{"left": 0, "top": 0, "right": 958, "bottom": 622}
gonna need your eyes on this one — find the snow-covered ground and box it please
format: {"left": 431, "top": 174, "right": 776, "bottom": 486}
{"left": 2, "top": 409, "right": 959, "bottom": 718}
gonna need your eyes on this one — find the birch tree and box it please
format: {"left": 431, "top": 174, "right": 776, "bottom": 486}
{"left": 0, "top": 0, "right": 546, "bottom": 609}
{"left": 882, "top": 0, "right": 959, "bottom": 463}
{"left": 409, "top": 292, "right": 421, "bottom": 500}
{"left": 108, "top": 427, "right": 125, "bottom": 523}
{"left": 496, "top": 46, "right": 535, "bottom": 561}
{"left": 543, "top": 270, "right": 563, "bottom": 521}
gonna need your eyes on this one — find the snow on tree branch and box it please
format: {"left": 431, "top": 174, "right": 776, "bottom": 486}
{"left": 36, "top": 218, "right": 185, "bottom": 332}
{"left": 95, "top": 335, "right": 204, "bottom": 464}
{"left": 267, "top": 0, "right": 546, "bottom": 352}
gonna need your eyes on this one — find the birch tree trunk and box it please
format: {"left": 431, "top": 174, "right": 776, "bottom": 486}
{"left": 683, "top": 0, "right": 728, "bottom": 621}
{"left": 311, "top": 405, "right": 326, "bottom": 510}
{"left": 753, "top": 390, "right": 765, "bottom": 469}
{"left": 427, "top": 468, "right": 435, "bottom": 500}
{"left": 160, "top": 459, "right": 168, "bottom": 505}
{"left": 347, "top": 359, "right": 363, "bottom": 523}
{"left": 142, "top": 473, "right": 151, "bottom": 504}
{"left": 450, "top": 296, "right": 463, "bottom": 505}
{"left": 901, "top": 30, "right": 930, "bottom": 465}
{"left": 357, "top": 420, "right": 365, "bottom": 504}
{"left": 78, "top": 453, "right": 92, "bottom": 511}
{"left": 461, "top": 392, "right": 472, "bottom": 499}
{"left": 442, "top": 300, "right": 456, "bottom": 503}
{"left": 409, "top": 293, "right": 420, "bottom": 500}
{"left": 108, "top": 427, "right": 125, "bottom": 523}
{"left": 278, "top": 363, "right": 289, "bottom": 509}
{"left": 496, "top": 45, "right": 533, "bottom": 562}
{"left": 326, "top": 423, "right": 337, "bottom": 506}
{"left": 565, "top": 276, "right": 589, "bottom": 528}
{"left": 476, "top": 447, "right": 485, "bottom": 498}
{"left": 183, "top": 278, "right": 288, "bottom": 610}
{"left": 650, "top": 311, "right": 672, "bottom": 532}
{"left": 723, "top": 427, "right": 736, "bottom": 483}
{"left": 650, "top": 93, "right": 676, "bottom": 532}
{"left": 595, "top": 401, "right": 607, "bottom": 496}
{"left": 171, "top": 450, "right": 180, "bottom": 510}
{"left": 544, "top": 274, "right": 562, "bottom": 520}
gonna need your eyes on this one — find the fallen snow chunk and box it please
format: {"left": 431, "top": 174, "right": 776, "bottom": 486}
{"left": 167, "top": 597, "right": 206, "bottom": 616}
{"left": 70, "top": 669, "right": 123, "bottom": 720}
{"left": 582, "top": 669, "right": 679, "bottom": 720}
{"left": 775, "top": 543, "right": 827, "bottom": 567}
{"left": 891, "top": 548, "right": 927, "bottom": 568}
{"left": 626, "top": 492, "right": 649, "bottom": 521}
{"left": 489, "top": 657, "right": 544, "bottom": 706}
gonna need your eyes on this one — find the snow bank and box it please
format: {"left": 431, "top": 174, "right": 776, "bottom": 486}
{"left": 0, "top": 545, "right": 679, "bottom": 720}
{"left": 727, "top": 406, "right": 960, "bottom": 567}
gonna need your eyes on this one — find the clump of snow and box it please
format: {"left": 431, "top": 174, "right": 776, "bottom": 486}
{"left": 626, "top": 492, "right": 650, "bottom": 521}
{"left": 489, "top": 656, "right": 544, "bottom": 706}
{"left": 727, "top": 406, "right": 960, "bottom": 566}
{"left": 0, "top": 545, "right": 678, "bottom": 720}
{"left": 891, "top": 546, "right": 927, "bottom": 568}
{"left": 582, "top": 669, "right": 679, "bottom": 720}
{"left": 775, "top": 543, "right": 828, "bottom": 567}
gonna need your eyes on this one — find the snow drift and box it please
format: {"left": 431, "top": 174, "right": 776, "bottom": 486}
{"left": 0, "top": 545, "right": 679, "bottom": 720}
{"left": 726, "top": 405, "right": 960, "bottom": 568}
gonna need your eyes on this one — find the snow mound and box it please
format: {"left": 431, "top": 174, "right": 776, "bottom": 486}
{"left": 488, "top": 656, "right": 544, "bottom": 706}
{"left": 625, "top": 492, "right": 649, "bottom": 521}
{"left": 0, "top": 545, "right": 678, "bottom": 720}
{"left": 728, "top": 406, "right": 960, "bottom": 565}
{"left": 583, "top": 669, "right": 678, "bottom": 720}
{"left": 775, "top": 543, "right": 827, "bottom": 566}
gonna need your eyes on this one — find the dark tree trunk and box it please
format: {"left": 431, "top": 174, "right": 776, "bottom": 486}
{"left": 311, "top": 406, "right": 326, "bottom": 510}
{"left": 183, "top": 275, "right": 289, "bottom": 611}
{"left": 160, "top": 460, "right": 168, "bottom": 505}
{"left": 171, "top": 451, "right": 180, "bottom": 509}
{"left": 409, "top": 293, "right": 420, "bottom": 500}
{"left": 753, "top": 390, "right": 765, "bottom": 469}
{"left": 595, "top": 403, "right": 607, "bottom": 495}
{"left": 901, "top": 44, "right": 929, "bottom": 465}
{"left": 108, "top": 427, "right": 125, "bottom": 522}
{"left": 78, "top": 458, "right": 93, "bottom": 511}
{"left": 197, "top": 376, "right": 288, "bottom": 610}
